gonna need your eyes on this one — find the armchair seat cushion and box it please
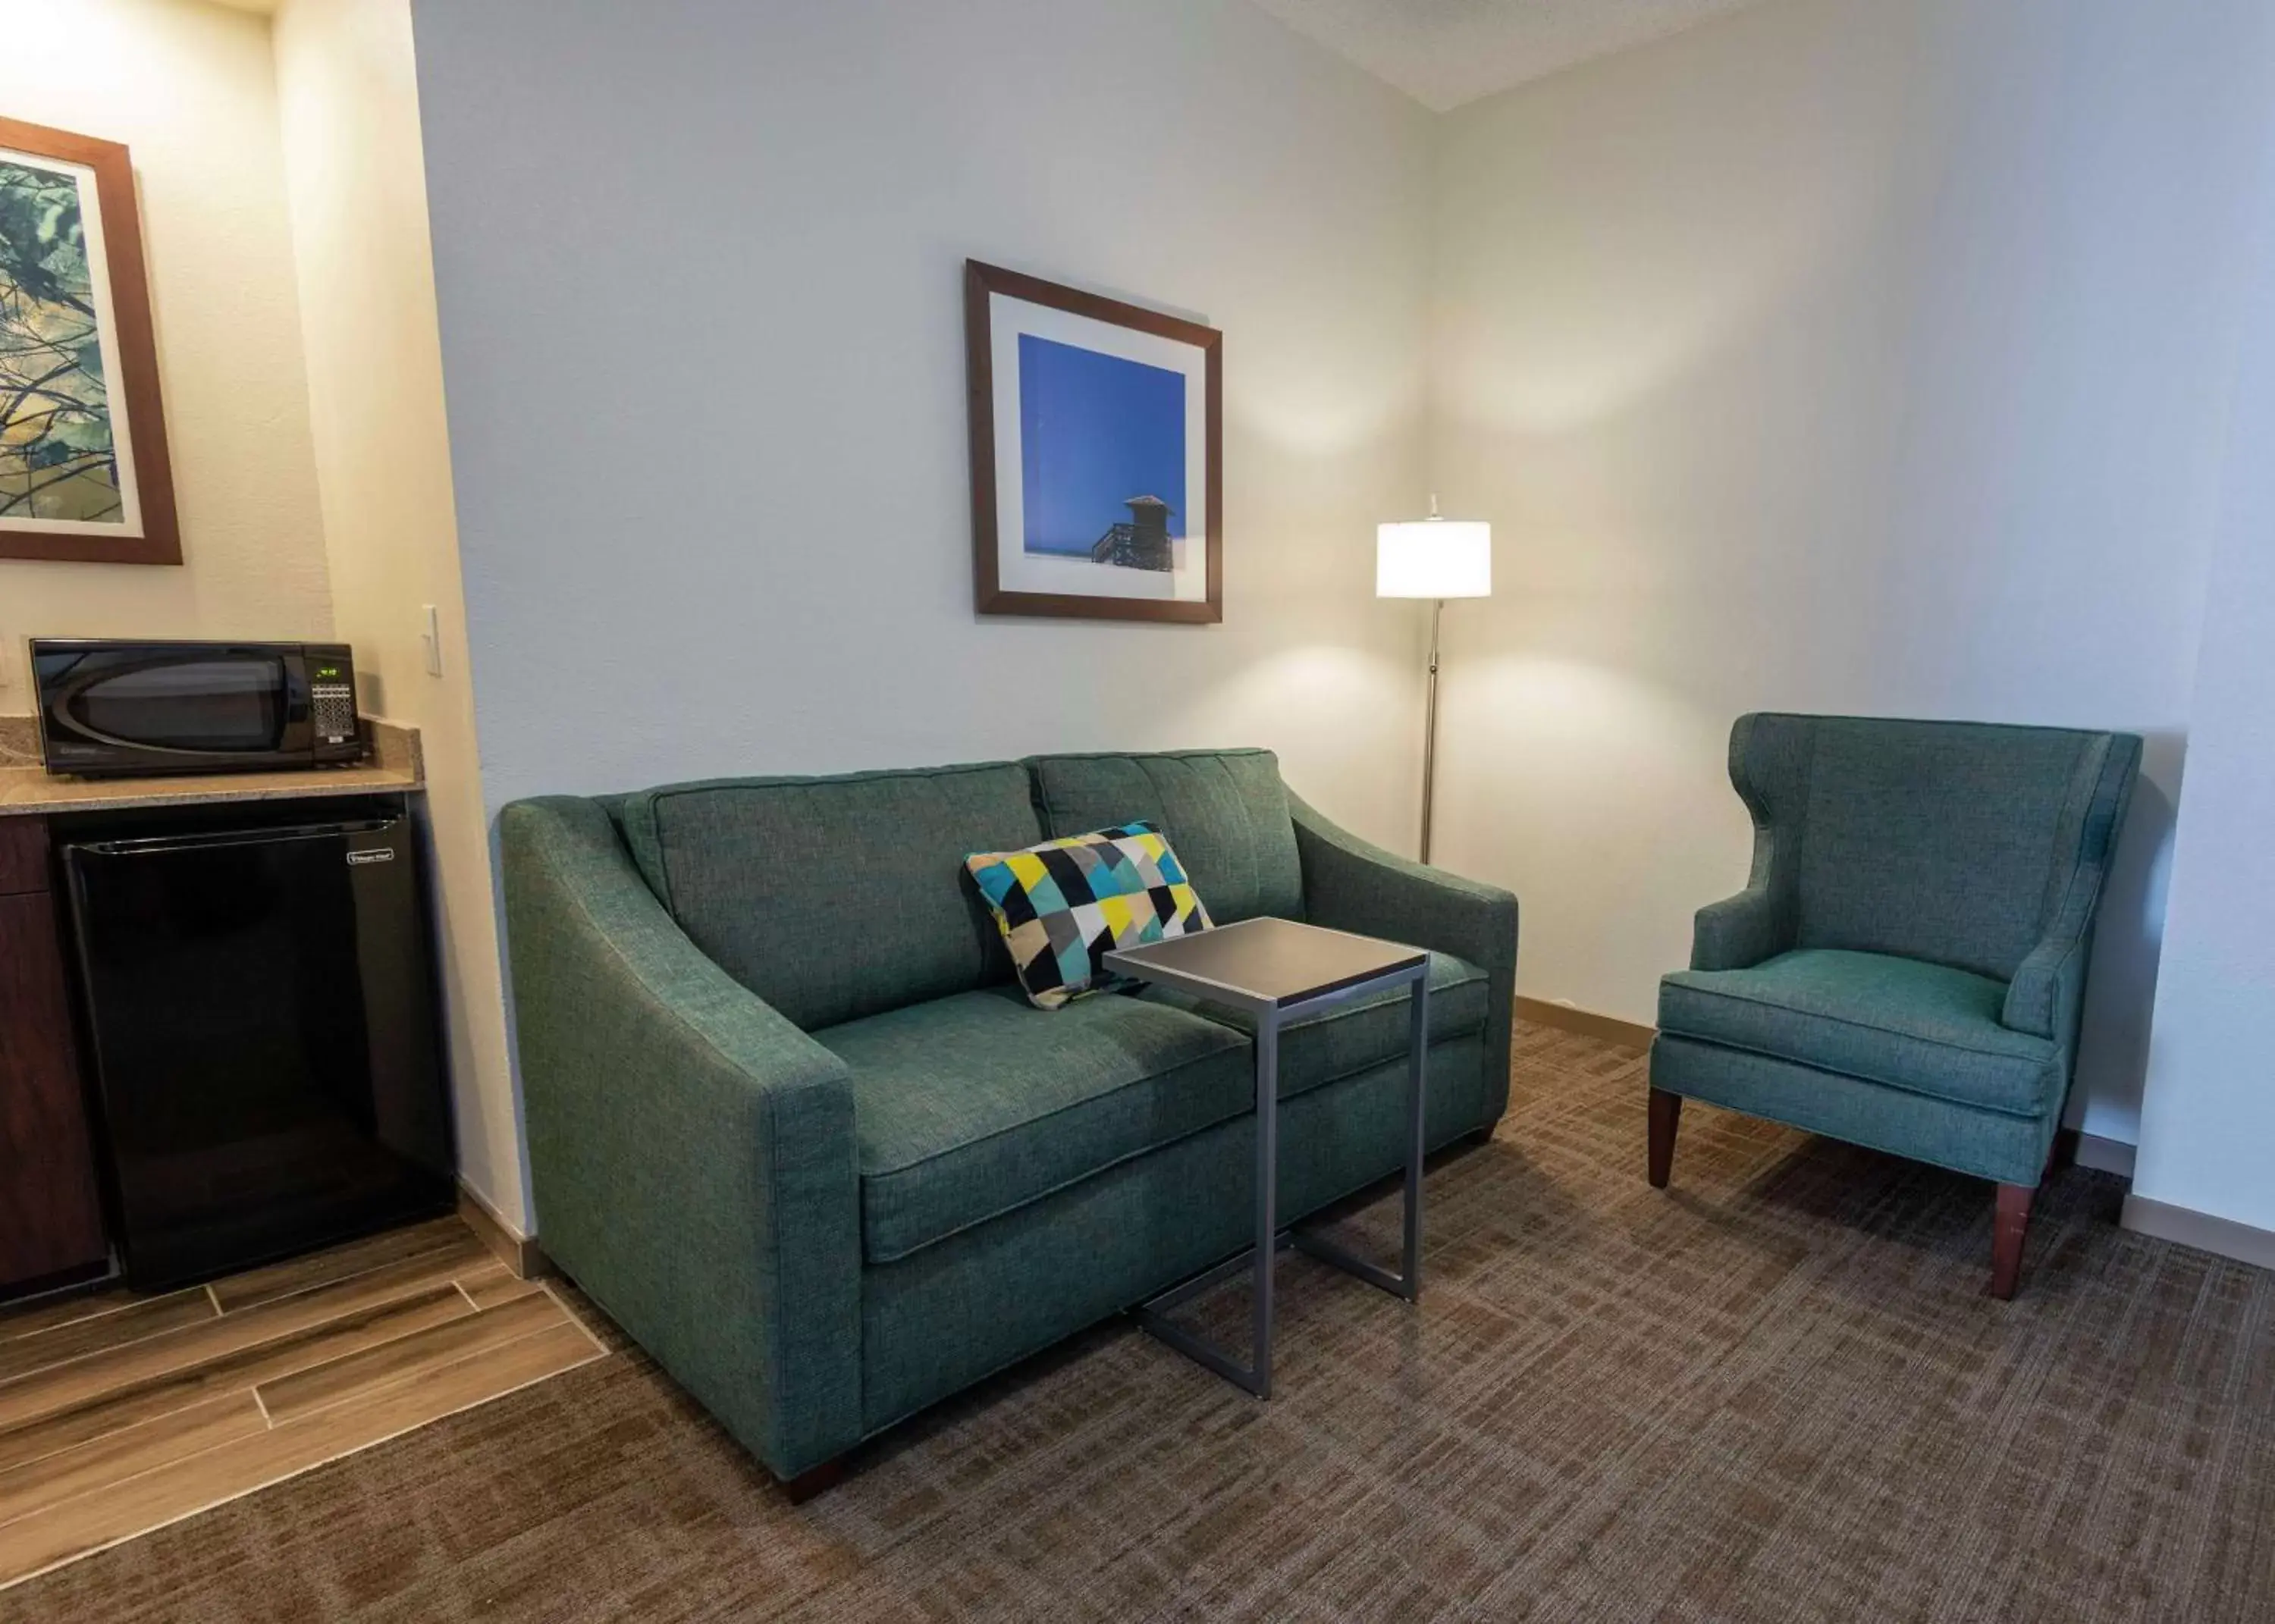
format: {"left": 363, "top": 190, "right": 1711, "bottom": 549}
{"left": 1141, "top": 950, "right": 1488, "bottom": 1093}
{"left": 1658, "top": 948, "right": 2059, "bottom": 1118}
{"left": 819, "top": 986, "right": 1250, "bottom": 1263}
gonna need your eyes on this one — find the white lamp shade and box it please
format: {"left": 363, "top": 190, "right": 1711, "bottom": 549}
{"left": 1376, "top": 517, "right": 1491, "bottom": 599}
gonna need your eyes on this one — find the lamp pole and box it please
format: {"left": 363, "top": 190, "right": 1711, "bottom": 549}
{"left": 1420, "top": 597, "right": 1443, "bottom": 864}
{"left": 1376, "top": 492, "right": 1487, "bottom": 867}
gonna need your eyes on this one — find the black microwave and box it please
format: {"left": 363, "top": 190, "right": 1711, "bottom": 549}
{"left": 31, "top": 639, "right": 366, "bottom": 779}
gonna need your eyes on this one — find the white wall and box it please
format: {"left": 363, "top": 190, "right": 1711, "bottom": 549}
{"left": 1428, "top": 0, "right": 2275, "bottom": 1143}
{"left": 2129, "top": 106, "right": 2275, "bottom": 1240}
{"left": 406, "top": 0, "right": 1437, "bottom": 855}
{"left": 0, "top": 0, "right": 331, "bottom": 695}
{"left": 272, "top": 0, "right": 523, "bottom": 1231}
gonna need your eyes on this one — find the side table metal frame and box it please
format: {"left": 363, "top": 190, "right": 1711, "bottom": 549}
{"left": 1104, "top": 946, "right": 1429, "bottom": 1400}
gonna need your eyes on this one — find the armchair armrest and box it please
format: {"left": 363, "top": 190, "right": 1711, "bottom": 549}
{"left": 2002, "top": 933, "right": 2089, "bottom": 1042}
{"left": 1691, "top": 887, "right": 1790, "bottom": 972}
{"left": 500, "top": 797, "right": 861, "bottom": 1479}
{"left": 1288, "top": 792, "right": 1517, "bottom": 1115}
{"left": 2001, "top": 731, "right": 2141, "bottom": 1042}
{"left": 1691, "top": 713, "right": 1806, "bottom": 971}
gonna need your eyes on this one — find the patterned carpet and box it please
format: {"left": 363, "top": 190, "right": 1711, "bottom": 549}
{"left": 6, "top": 1024, "right": 2270, "bottom": 1622}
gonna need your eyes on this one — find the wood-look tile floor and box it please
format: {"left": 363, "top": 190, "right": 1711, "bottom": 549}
{"left": 0, "top": 1216, "right": 605, "bottom": 1591}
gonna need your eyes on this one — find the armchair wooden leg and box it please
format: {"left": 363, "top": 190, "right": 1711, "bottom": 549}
{"left": 1988, "top": 1183, "right": 2034, "bottom": 1300}
{"left": 782, "top": 1456, "right": 849, "bottom": 1503}
{"left": 1646, "top": 1088, "right": 1682, "bottom": 1190}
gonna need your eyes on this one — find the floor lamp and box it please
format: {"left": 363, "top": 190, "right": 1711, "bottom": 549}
{"left": 1377, "top": 499, "right": 1491, "bottom": 864}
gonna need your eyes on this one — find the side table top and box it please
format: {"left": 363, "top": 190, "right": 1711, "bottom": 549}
{"left": 1104, "top": 917, "right": 1426, "bottom": 1011}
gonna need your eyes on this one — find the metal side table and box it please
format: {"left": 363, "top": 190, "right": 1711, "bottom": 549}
{"left": 1103, "top": 916, "right": 1429, "bottom": 1399}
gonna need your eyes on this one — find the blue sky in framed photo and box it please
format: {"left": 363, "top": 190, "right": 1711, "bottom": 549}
{"left": 1018, "top": 333, "right": 1185, "bottom": 557}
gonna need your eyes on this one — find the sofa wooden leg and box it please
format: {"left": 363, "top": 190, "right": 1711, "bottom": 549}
{"left": 1988, "top": 1183, "right": 2034, "bottom": 1300}
{"left": 782, "top": 1456, "right": 849, "bottom": 1503}
{"left": 1646, "top": 1088, "right": 1681, "bottom": 1190}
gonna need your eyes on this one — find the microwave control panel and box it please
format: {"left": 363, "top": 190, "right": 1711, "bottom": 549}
{"left": 312, "top": 682, "right": 356, "bottom": 745}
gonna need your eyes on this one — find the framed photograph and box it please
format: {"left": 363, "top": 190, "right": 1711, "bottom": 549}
{"left": 966, "top": 260, "right": 1221, "bottom": 622}
{"left": 0, "top": 116, "right": 179, "bottom": 566}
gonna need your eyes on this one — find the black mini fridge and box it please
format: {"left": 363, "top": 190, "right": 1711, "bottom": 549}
{"left": 61, "top": 800, "right": 455, "bottom": 1288}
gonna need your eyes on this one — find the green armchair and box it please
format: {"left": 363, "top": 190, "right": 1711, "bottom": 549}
{"left": 1648, "top": 713, "right": 2141, "bottom": 1297}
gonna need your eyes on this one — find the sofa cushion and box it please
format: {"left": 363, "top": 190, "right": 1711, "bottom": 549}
{"left": 1658, "top": 948, "right": 2060, "bottom": 1118}
{"left": 1141, "top": 950, "right": 1488, "bottom": 1094}
{"left": 611, "top": 763, "right": 1041, "bottom": 1030}
{"left": 817, "top": 986, "right": 1251, "bottom": 1262}
{"left": 1028, "top": 751, "right": 1303, "bottom": 925}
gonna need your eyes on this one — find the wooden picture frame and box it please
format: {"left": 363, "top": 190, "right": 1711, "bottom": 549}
{"left": 0, "top": 116, "right": 180, "bottom": 566}
{"left": 966, "top": 260, "right": 1222, "bottom": 622}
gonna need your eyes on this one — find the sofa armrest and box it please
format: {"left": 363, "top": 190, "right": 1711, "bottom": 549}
{"left": 1691, "top": 887, "right": 1790, "bottom": 972}
{"left": 1288, "top": 793, "right": 1516, "bottom": 975}
{"left": 1288, "top": 793, "right": 1517, "bottom": 1116}
{"left": 500, "top": 796, "right": 862, "bottom": 1479}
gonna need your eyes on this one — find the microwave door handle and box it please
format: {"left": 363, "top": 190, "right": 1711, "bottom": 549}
{"left": 280, "top": 651, "right": 315, "bottom": 756}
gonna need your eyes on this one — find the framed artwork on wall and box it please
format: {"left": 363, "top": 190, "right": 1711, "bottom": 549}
{"left": 0, "top": 116, "right": 179, "bottom": 566}
{"left": 965, "top": 260, "right": 1221, "bottom": 622}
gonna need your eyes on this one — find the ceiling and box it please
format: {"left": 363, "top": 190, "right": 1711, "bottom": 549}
{"left": 1250, "top": 0, "right": 1770, "bottom": 111}
{"left": 209, "top": 0, "right": 1753, "bottom": 108}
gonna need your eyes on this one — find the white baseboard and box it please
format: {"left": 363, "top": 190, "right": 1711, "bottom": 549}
{"left": 2120, "top": 1193, "right": 2275, "bottom": 1271}
{"left": 2071, "top": 1133, "right": 2136, "bottom": 1180}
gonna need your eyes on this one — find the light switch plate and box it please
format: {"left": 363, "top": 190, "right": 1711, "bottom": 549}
{"left": 420, "top": 604, "right": 443, "bottom": 676}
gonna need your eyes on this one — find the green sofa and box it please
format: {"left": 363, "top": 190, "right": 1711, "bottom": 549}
{"left": 1648, "top": 713, "right": 2141, "bottom": 1298}
{"left": 499, "top": 749, "right": 1517, "bottom": 1489}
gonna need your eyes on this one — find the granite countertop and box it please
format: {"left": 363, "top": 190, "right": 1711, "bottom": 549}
{"left": 0, "top": 715, "right": 423, "bottom": 816}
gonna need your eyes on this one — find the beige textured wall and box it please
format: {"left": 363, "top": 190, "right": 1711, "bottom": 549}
{"left": 0, "top": 0, "right": 331, "bottom": 696}
{"left": 409, "top": 0, "right": 1437, "bottom": 853}
{"left": 2130, "top": 98, "right": 2275, "bottom": 1241}
{"left": 271, "top": 0, "right": 523, "bottom": 1230}
{"left": 1428, "top": 0, "right": 2275, "bottom": 1146}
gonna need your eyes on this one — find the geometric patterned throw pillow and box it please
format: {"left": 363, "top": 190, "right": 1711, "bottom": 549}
{"left": 965, "top": 821, "right": 1213, "bottom": 1010}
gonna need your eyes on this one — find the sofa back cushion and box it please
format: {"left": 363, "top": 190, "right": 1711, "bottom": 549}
{"left": 611, "top": 762, "right": 1043, "bottom": 1030}
{"left": 1028, "top": 750, "right": 1303, "bottom": 925}
{"left": 1734, "top": 713, "right": 2130, "bottom": 983}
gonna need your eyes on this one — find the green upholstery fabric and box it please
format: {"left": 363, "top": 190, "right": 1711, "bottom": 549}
{"left": 2000, "top": 732, "right": 2141, "bottom": 1039}
{"left": 612, "top": 763, "right": 1040, "bottom": 1030}
{"left": 500, "top": 797, "right": 862, "bottom": 1481}
{"left": 859, "top": 1034, "right": 1490, "bottom": 1434}
{"left": 1658, "top": 950, "right": 2058, "bottom": 1118}
{"left": 817, "top": 986, "right": 1249, "bottom": 1263}
{"left": 1289, "top": 793, "right": 1518, "bottom": 1124}
{"left": 1729, "top": 714, "right": 2135, "bottom": 983}
{"left": 1656, "top": 713, "right": 2141, "bottom": 1191}
{"left": 1650, "top": 1034, "right": 2056, "bottom": 1187}
{"left": 1028, "top": 751, "right": 1304, "bottom": 924}
{"left": 501, "top": 750, "right": 1520, "bottom": 1481}
{"left": 830, "top": 956, "right": 1486, "bottom": 1264}
{"left": 1144, "top": 951, "right": 1487, "bottom": 1095}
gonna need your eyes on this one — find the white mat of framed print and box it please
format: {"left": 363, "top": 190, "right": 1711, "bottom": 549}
{"left": 965, "top": 261, "right": 1221, "bottom": 623}
{"left": 0, "top": 118, "right": 179, "bottom": 566}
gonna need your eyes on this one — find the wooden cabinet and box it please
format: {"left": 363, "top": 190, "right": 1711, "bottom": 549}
{"left": 0, "top": 816, "right": 110, "bottom": 1293}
